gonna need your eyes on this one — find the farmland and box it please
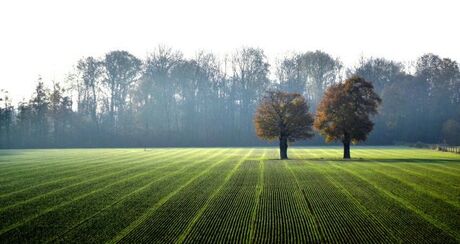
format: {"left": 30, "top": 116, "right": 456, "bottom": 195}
{"left": 0, "top": 147, "right": 459, "bottom": 243}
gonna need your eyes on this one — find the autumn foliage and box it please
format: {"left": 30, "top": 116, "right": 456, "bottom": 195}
{"left": 314, "top": 76, "right": 381, "bottom": 159}
{"left": 254, "top": 91, "right": 314, "bottom": 159}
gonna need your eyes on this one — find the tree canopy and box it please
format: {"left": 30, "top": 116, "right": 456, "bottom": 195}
{"left": 254, "top": 91, "right": 314, "bottom": 159}
{"left": 314, "top": 76, "right": 381, "bottom": 158}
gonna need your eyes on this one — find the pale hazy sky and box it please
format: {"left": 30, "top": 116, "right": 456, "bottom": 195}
{"left": 0, "top": 0, "right": 459, "bottom": 103}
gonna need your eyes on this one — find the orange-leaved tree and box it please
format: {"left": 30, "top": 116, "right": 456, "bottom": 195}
{"left": 314, "top": 76, "right": 381, "bottom": 159}
{"left": 254, "top": 91, "right": 314, "bottom": 159}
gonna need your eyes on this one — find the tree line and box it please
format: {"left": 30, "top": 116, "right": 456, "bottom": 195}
{"left": 0, "top": 47, "right": 459, "bottom": 148}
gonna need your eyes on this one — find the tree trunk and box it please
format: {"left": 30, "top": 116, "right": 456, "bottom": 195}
{"left": 280, "top": 136, "right": 288, "bottom": 159}
{"left": 91, "top": 85, "right": 99, "bottom": 136}
{"left": 343, "top": 141, "right": 350, "bottom": 159}
{"left": 342, "top": 132, "right": 351, "bottom": 159}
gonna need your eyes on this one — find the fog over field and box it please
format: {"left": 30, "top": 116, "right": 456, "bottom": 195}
{"left": 0, "top": 1, "right": 459, "bottom": 243}
{"left": 1, "top": 0, "right": 459, "bottom": 148}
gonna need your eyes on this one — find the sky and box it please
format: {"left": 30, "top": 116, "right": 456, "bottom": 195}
{"left": 0, "top": 0, "right": 459, "bottom": 103}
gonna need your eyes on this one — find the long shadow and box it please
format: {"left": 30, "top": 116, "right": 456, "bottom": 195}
{"left": 291, "top": 158, "right": 460, "bottom": 164}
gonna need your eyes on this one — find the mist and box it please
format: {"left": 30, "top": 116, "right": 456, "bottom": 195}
{"left": 0, "top": 47, "right": 458, "bottom": 148}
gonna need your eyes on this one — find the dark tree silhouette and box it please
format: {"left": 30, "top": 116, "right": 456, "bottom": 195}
{"left": 77, "top": 56, "right": 102, "bottom": 134}
{"left": 254, "top": 91, "right": 314, "bottom": 159}
{"left": 442, "top": 119, "right": 460, "bottom": 145}
{"left": 314, "top": 76, "right": 381, "bottom": 159}
{"left": 0, "top": 90, "right": 13, "bottom": 146}
{"left": 277, "top": 51, "right": 342, "bottom": 109}
{"left": 232, "top": 48, "right": 271, "bottom": 142}
{"left": 354, "top": 57, "right": 404, "bottom": 95}
{"left": 1, "top": 50, "right": 459, "bottom": 148}
{"left": 103, "top": 50, "right": 142, "bottom": 134}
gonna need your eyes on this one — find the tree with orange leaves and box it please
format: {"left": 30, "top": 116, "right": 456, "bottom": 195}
{"left": 314, "top": 76, "right": 381, "bottom": 159}
{"left": 254, "top": 91, "right": 314, "bottom": 159}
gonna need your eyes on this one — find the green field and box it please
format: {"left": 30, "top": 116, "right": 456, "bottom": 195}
{"left": 0, "top": 147, "right": 459, "bottom": 243}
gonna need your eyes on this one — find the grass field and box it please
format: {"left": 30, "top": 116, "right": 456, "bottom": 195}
{"left": 0, "top": 147, "right": 459, "bottom": 243}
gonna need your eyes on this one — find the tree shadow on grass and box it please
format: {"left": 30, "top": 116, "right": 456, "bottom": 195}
{"left": 292, "top": 158, "right": 460, "bottom": 164}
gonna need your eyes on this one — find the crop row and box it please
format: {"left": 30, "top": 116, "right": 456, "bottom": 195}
{"left": 0, "top": 149, "right": 125, "bottom": 179}
{"left": 340, "top": 162, "right": 460, "bottom": 240}
{"left": 253, "top": 159, "right": 320, "bottom": 243}
{"left": 0, "top": 148, "right": 206, "bottom": 232}
{"left": 0, "top": 149, "right": 178, "bottom": 205}
{"left": 327, "top": 163, "right": 458, "bottom": 243}
{"left": 0, "top": 150, "right": 146, "bottom": 192}
{"left": 0, "top": 148, "right": 458, "bottom": 243}
{"left": 0, "top": 149, "right": 93, "bottom": 171}
{"left": 115, "top": 150, "right": 253, "bottom": 243}
{"left": 293, "top": 148, "right": 460, "bottom": 243}
{"left": 371, "top": 163, "right": 459, "bottom": 206}
{"left": 53, "top": 149, "right": 234, "bottom": 244}
{"left": 287, "top": 156, "right": 394, "bottom": 243}
{"left": 0, "top": 149, "right": 226, "bottom": 243}
{"left": 182, "top": 159, "right": 261, "bottom": 243}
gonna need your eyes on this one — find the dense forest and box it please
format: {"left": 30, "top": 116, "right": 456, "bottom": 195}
{"left": 0, "top": 47, "right": 459, "bottom": 148}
